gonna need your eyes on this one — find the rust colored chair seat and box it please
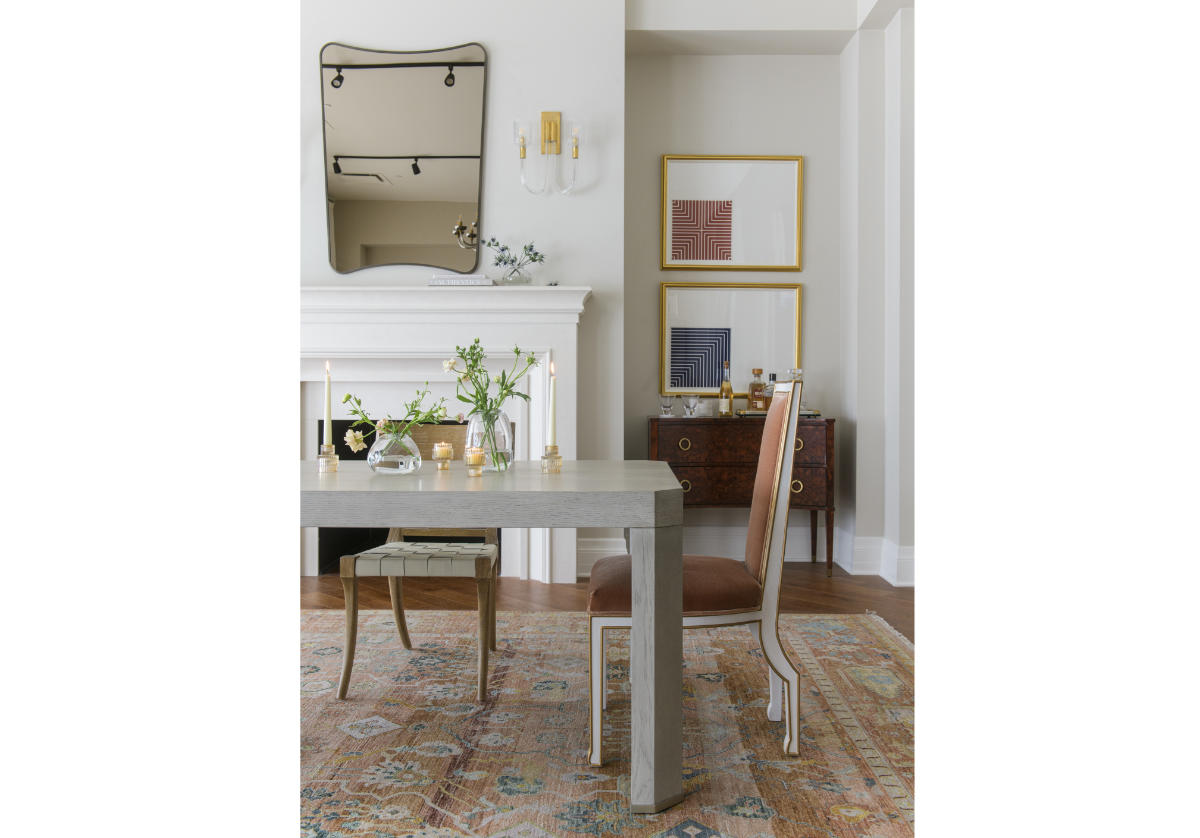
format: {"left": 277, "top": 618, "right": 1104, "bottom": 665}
{"left": 587, "top": 553, "right": 762, "bottom": 616}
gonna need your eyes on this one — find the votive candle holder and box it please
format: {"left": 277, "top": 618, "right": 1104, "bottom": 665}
{"left": 465, "top": 446, "right": 485, "bottom": 477}
{"left": 432, "top": 441, "right": 454, "bottom": 470}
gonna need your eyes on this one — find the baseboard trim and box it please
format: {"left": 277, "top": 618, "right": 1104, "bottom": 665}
{"left": 880, "top": 542, "right": 915, "bottom": 587}
{"left": 576, "top": 537, "right": 628, "bottom": 579}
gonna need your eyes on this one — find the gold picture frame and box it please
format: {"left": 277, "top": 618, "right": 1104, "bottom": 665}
{"left": 660, "top": 282, "right": 802, "bottom": 398}
{"left": 660, "top": 155, "right": 803, "bottom": 271}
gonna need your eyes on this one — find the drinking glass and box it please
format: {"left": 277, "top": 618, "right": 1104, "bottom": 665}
{"left": 683, "top": 395, "right": 699, "bottom": 417}
{"left": 659, "top": 395, "right": 674, "bottom": 416}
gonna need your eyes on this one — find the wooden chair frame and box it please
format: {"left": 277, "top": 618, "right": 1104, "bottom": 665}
{"left": 588, "top": 381, "right": 804, "bottom": 765}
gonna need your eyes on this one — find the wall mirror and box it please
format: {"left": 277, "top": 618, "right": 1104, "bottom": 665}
{"left": 320, "top": 42, "right": 486, "bottom": 274}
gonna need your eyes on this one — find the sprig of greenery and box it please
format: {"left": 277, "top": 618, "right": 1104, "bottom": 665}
{"left": 340, "top": 383, "right": 447, "bottom": 452}
{"left": 483, "top": 237, "right": 545, "bottom": 274}
{"left": 445, "top": 338, "right": 538, "bottom": 418}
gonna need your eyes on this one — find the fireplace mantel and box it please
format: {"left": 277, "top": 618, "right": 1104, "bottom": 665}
{"left": 301, "top": 285, "right": 591, "bottom": 327}
{"left": 300, "top": 284, "right": 592, "bottom": 583}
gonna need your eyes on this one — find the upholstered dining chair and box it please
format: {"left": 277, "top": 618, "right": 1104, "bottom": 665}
{"left": 586, "top": 380, "right": 805, "bottom": 765}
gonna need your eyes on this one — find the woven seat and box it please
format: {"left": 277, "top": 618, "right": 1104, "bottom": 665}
{"left": 337, "top": 541, "right": 500, "bottom": 702}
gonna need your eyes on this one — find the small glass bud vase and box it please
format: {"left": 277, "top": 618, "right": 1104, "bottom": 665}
{"left": 366, "top": 433, "right": 422, "bottom": 475}
{"left": 465, "top": 409, "right": 513, "bottom": 472}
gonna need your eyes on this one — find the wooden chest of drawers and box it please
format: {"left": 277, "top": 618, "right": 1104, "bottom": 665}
{"left": 648, "top": 415, "right": 837, "bottom": 575}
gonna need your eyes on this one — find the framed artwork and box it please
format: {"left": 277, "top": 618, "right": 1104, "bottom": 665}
{"left": 660, "top": 155, "right": 803, "bottom": 271}
{"left": 660, "top": 282, "right": 802, "bottom": 397}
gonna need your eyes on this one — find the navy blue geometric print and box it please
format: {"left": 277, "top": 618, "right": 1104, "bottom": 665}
{"left": 670, "top": 327, "right": 731, "bottom": 388}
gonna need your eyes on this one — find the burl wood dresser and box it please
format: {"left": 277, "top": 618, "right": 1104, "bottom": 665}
{"left": 647, "top": 416, "right": 836, "bottom": 576}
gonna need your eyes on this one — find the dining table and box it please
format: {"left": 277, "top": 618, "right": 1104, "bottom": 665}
{"left": 300, "top": 458, "right": 686, "bottom": 813}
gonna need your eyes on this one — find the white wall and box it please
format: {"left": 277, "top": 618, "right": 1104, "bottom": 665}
{"left": 624, "top": 53, "right": 842, "bottom": 559}
{"left": 301, "top": 0, "right": 625, "bottom": 465}
{"left": 301, "top": 0, "right": 627, "bottom": 556}
{"left": 839, "top": 5, "right": 914, "bottom": 584}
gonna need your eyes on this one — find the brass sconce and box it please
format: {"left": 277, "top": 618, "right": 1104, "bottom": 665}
{"left": 452, "top": 216, "right": 478, "bottom": 250}
{"left": 514, "top": 111, "right": 582, "bottom": 195}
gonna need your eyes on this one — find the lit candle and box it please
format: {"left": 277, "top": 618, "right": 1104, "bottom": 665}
{"left": 548, "top": 361, "right": 557, "bottom": 447}
{"left": 465, "top": 446, "right": 485, "bottom": 477}
{"left": 324, "top": 361, "right": 332, "bottom": 445}
{"left": 432, "top": 441, "right": 454, "bottom": 470}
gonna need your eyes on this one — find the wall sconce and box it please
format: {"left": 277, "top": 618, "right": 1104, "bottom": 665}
{"left": 451, "top": 215, "right": 478, "bottom": 250}
{"left": 514, "top": 111, "right": 582, "bottom": 195}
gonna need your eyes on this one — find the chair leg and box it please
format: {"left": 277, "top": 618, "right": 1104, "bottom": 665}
{"left": 601, "top": 636, "right": 608, "bottom": 710}
{"left": 337, "top": 573, "right": 359, "bottom": 700}
{"left": 386, "top": 576, "right": 413, "bottom": 649}
{"left": 488, "top": 563, "right": 498, "bottom": 652}
{"left": 758, "top": 618, "right": 803, "bottom": 755}
{"left": 475, "top": 576, "right": 491, "bottom": 702}
{"left": 749, "top": 623, "right": 783, "bottom": 721}
{"left": 588, "top": 620, "right": 605, "bottom": 766}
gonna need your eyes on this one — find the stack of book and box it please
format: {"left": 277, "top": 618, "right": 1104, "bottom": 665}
{"left": 428, "top": 274, "right": 493, "bottom": 286}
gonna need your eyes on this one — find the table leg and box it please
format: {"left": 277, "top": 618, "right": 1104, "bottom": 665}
{"left": 628, "top": 524, "right": 684, "bottom": 814}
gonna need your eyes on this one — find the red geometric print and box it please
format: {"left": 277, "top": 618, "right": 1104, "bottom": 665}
{"left": 671, "top": 199, "right": 732, "bottom": 261}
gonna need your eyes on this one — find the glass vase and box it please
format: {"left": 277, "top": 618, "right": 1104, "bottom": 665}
{"left": 496, "top": 266, "right": 531, "bottom": 285}
{"left": 366, "top": 433, "right": 422, "bottom": 475}
{"left": 465, "top": 410, "right": 513, "bottom": 471}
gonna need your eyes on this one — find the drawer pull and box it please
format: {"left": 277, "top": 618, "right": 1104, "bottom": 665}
{"left": 680, "top": 479, "right": 692, "bottom": 493}
{"left": 790, "top": 479, "right": 804, "bottom": 494}
{"left": 795, "top": 438, "right": 804, "bottom": 452}
{"left": 678, "top": 437, "right": 692, "bottom": 451}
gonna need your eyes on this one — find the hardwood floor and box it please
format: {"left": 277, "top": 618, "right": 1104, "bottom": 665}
{"left": 301, "top": 561, "right": 913, "bottom": 641}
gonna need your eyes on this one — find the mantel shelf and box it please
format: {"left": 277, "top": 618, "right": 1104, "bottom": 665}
{"left": 301, "top": 285, "right": 592, "bottom": 318}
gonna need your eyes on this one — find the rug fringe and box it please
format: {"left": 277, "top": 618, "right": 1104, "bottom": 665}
{"left": 864, "top": 610, "right": 914, "bottom": 650}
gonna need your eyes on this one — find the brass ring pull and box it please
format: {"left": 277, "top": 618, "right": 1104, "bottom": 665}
{"left": 680, "top": 479, "right": 692, "bottom": 493}
{"left": 678, "top": 437, "right": 692, "bottom": 451}
{"left": 790, "top": 479, "right": 803, "bottom": 494}
{"left": 795, "top": 438, "right": 804, "bottom": 452}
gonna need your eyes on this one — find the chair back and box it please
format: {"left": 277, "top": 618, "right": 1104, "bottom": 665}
{"left": 743, "top": 381, "right": 803, "bottom": 592}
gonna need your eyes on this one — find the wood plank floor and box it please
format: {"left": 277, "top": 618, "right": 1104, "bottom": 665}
{"left": 301, "top": 562, "right": 913, "bottom": 641}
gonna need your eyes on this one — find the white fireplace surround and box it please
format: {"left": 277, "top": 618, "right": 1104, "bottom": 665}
{"left": 301, "top": 285, "right": 592, "bottom": 583}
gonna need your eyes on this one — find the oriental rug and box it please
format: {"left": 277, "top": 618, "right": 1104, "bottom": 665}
{"left": 301, "top": 611, "right": 913, "bottom": 837}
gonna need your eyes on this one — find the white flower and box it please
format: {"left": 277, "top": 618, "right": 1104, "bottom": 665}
{"left": 344, "top": 428, "right": 367, "bottom": 453}
{"left": 443, "top": 358, "right": 457, "bottom": 372}
{"left": 492, "top": 374, "right": 502, "bottom": 383}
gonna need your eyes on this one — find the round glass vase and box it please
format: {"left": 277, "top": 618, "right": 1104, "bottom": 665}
{"left": 465, "top": 410, "right": 513, "bottom": 471}
{"left": 366, "top": 433, "right": 422, "bottom": 475}
{"left": 496, "top": 266, "right": 532, "bottom": 285}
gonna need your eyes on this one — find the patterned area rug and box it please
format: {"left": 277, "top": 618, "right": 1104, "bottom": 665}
{"left": 301, "top": 611, "right": 913, "bottom": 837}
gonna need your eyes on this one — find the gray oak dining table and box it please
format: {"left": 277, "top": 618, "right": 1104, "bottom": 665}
{"left": 300, "top": 459, "right": 685, "bottom": 813}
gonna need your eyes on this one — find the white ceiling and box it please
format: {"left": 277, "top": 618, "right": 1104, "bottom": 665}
{"left": 626, "top": 29, "right": 855, "bottom": 56}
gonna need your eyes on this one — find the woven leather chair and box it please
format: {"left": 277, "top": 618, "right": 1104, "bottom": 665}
{"left": 335, "top": 424, "right": 502, "bottom": 703}
{"left": 586, "top": 380, "right": 805, "bottom": 765}
{"left": 337, "top": 539, "right": 499, "bottom": 701}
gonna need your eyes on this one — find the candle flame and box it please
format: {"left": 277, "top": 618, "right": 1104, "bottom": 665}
{"left": 325, "top": 360, "right": 330, "bottom": 373}
{"left": 550, "top": 361, "right": 556, "bottom": 376}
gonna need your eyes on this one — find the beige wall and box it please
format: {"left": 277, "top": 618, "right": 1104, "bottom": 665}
{"left": 623, "top": 54, "right": 842, "bottom": 460}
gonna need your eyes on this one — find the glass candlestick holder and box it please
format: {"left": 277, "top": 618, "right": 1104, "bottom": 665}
{"left": 465, "top": 446, "right": 485, "bottom": 477}
{"left": 541, "top": 444, "right": 562, "bottom": 474}
{"left": 318, "top": 443, "right": 339, "bottom": 473}
{"left": 432, "top": 441, "right": 454, "bottom": 471}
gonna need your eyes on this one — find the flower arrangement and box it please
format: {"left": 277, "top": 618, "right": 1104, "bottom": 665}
{"left": 483, "top": 237, "right": 545, "bottom": 283}
{"left": 444, "top": 338, "right": 539, "bottom": 469}
{"left": 341, "top": 384, "right": 448, "bottom": 454}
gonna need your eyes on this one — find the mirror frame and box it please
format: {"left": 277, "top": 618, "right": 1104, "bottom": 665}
{"left": 319, "top": 41, "right": 488, "bottom": 275}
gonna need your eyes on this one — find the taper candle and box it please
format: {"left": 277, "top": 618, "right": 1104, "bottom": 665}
{"left": 548, "top": 361, "right": 557, "bottom": 447}
{"left": 324, "top": 361, "right": 332, "bottom": 445}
